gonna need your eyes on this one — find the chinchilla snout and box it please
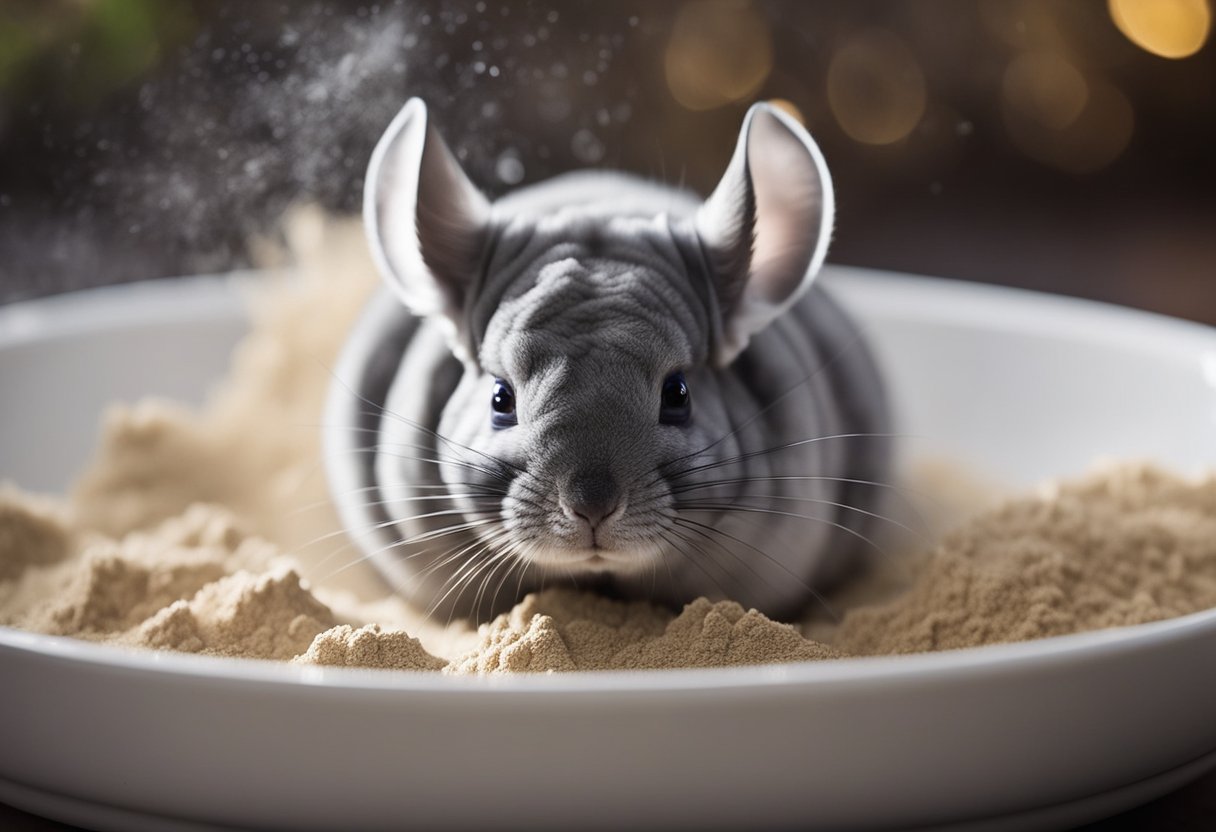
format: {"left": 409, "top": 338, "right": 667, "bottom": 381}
{"left": 559, "top": 465, "right": 622, "bottom": 530}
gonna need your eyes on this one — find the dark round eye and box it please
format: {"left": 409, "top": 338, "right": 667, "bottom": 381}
{"left": 491, "top": 379, "right": 517, "bottom": 428}
{"left": 660, "top": 371, "right": 691, "bottom": 425}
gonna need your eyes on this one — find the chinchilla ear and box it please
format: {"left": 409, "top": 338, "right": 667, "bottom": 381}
{"left": 695, "top": 102, "right": 835, "bottom": 367}
{"left": 364, "top": 98, "right": 490, "bottom": 362}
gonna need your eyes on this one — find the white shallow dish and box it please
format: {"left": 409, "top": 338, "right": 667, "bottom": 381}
{"left": 1, "top": 267, "right": 1215, "bottom": 832}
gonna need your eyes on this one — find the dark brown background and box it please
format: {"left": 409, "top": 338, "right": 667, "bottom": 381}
{"left": 1, "top": 1, "right": 1213, "bottom": 317}
{"left": 0, "top": 1, "right": 1213, "bottom": 828}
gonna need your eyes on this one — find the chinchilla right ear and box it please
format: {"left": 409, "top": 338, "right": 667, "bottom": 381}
{"left": 364, "top": 98, "right": 490, "bottom": 364}
{"left": 695, "top": 102, "right": 836, "bottom": 367}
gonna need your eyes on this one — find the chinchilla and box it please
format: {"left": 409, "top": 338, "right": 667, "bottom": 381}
{"left": 325, "top": 98, "right": 891, "bottom": 622}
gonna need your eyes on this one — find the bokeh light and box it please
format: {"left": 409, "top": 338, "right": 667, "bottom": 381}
{"left": 1109, "top": 0, "right": 1211, "bottom": 59}
{"left": 665, "top": 0, "right": 772, "bottom": 111}
{"left": 1002, "top": 53, "right": 1089, "bottom": 132}
{"left": 826, "top": 30, "right": 926, "bottom": 145}
{"left": 2, "top": 1, "right": 1213, "bottom": 329}
{"left": 1003, "top": 64, "right": 1134, "bottom": 174}
{"left": 767, "top": 98, "right": 805, "bottom": 125}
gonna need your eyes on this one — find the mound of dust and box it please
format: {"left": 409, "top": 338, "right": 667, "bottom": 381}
{"left": 3, "top": 210, "right": 1215, "bottom": 674}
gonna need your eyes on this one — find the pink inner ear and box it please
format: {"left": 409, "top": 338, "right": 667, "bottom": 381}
{"left": 746, "top": 108, "right": 828, "bottom": 305}
{"left": 366, "top": 99, "right": 489, "bottom": 323}
{"left": 415, "top": 122, "right": 491, "bottom": 296}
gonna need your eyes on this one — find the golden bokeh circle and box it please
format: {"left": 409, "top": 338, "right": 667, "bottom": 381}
{"left": 1002, "top": 53, "right": 1090, "bottom": 132}
{"left": 665, "top": 1, "right": 773, "bottom": 111}
{"left": 1003, "top": 69, "right": 1135, "bottom": 174}
{"left": 1109, "top": 0, "right": 1211, "bottom": 59}
{"left": 826, "top": 30, "right": 927, "bottom": 145}
{"left": 766, "top": 98, "right": 805, "bottom": 125}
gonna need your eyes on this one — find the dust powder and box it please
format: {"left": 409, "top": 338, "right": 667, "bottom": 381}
{"left": 2, "top": 210, "right": 1214, "bottom": 674}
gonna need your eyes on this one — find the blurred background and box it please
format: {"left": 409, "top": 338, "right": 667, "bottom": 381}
{"left": 0, "top": 0, "right": 1212, "bottom": 321}
{"left": 0, "top": 6, "right": 1214, "bottom": 829}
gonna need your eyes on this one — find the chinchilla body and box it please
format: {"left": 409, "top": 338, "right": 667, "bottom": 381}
{"left": 325, "top": 100, "right": 890, "bottom": 621}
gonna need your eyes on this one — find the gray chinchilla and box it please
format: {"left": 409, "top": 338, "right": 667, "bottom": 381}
{"left": 324, "top": 98, "right": 891, "bottom": 622}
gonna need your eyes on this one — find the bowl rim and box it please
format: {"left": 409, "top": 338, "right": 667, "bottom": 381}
{"left": 4, "top": 264, "right": 1215, "bottom": 349}
{"left": 2, "top": 605, "right": 1215, "bottom": 695}
{"left": 0, "top": 271, "right": 268, "bottom": 346}
{"left": 2, "top": 267, "right": 1215, "bottom": 696}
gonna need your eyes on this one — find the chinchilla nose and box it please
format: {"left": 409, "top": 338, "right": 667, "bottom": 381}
{"left": 560, "top": 467, "right": 622, "bottom": 529}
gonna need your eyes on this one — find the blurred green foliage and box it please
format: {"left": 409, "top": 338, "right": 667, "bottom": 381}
{"left": 0, "top": 0, "right": 196, "bottom": 110}
{"left": 0, "top": 5, "right": 55, "bottom": 87}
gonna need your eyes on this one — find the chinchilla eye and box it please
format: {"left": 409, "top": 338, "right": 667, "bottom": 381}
{"left": 491, "top": 379, "right": 517, "bottom": 428}
{"left": 659, "top": 371, "right": 691, "bottom": 425}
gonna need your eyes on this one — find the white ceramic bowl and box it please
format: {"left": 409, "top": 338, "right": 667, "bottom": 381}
{"left": 2, "top": 267, "right": 1215, "bottom": 832}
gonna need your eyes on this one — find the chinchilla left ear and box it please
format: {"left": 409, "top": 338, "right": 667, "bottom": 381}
{"left": 364, "top": 98, "right": 490, "bottom": 363}
{"left": 695, "top": 102, "right": 835, "bottom": 367}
